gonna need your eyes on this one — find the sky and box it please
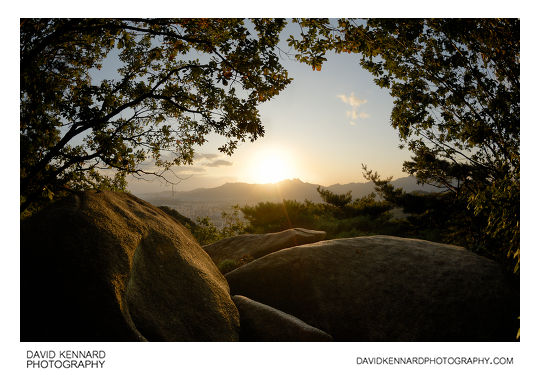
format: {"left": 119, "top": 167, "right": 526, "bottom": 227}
{"left": 6, "top": 3, "right": 540, "bottom": 374}
{"left": 126, "top": 21, "right": 413, "bottom": 194}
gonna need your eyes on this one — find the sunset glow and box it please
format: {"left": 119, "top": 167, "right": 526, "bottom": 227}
{"left": 249, "top": 149, "right": 294, "bottom": 184}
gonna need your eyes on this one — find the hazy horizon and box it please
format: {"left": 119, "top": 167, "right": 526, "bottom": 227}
{"left": 130, "top": 176, "right": 360, "bottom": 195}
{"left": 129, "top": 174, "right": 424, "bottom": 196}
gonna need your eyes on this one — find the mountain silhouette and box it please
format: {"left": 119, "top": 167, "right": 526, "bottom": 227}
{"left": 137, "top": 176, "right": 443, "bottom": 205}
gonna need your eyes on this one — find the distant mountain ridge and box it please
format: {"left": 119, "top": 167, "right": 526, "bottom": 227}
{"left": 138, "top": 176, "right": 443, "bottom": 205}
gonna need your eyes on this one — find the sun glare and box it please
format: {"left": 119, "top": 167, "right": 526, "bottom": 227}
{"left": 250, "top": 149, "right": 294, "bottom": 184}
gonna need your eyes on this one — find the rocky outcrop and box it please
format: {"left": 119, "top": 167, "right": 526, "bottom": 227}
{"left": 226, "top": 236, "right": 519, "bottom": 341}
{"left": 21, "top": 191, "right": 239, "bottom": 341}
{"left": 232, "top": 295, "right": 332, "bottom": 341}
{"left": 203, "top": 228, "right": 326, "bottom": 268}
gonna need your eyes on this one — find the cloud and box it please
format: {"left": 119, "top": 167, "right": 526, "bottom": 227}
{"left": 203, "top": 159, "right": 233, "bottom": 167}
{"left": 194, "top": 153, "right": 219, "bottom": 161}
{"left": 138, "top": 152, "right": 231, "bottom": 178}
{"left": 193, "top": 152, "right": 233, "bottom": 167}
{"left": 337, "top": 92, "right": 370, "bottom": 125}
{"left": 337, "top": 93, "right": 368, "bottom": 107}
{"left": 347, "top": 109, "right": 371, "bottom": 120}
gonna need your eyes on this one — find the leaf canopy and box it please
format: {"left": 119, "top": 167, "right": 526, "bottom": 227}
{"left": 21, "top": 18, "right": 291, "bottom": 213}
{"left": 289, "top": 18, "right": 519, "bottom": 271}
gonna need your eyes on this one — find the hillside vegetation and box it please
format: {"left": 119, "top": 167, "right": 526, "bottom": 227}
{"left": 163, "top": 174, "right": 514, "bottom": 273}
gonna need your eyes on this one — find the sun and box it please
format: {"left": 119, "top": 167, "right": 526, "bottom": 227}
{"left": 250, "top": 149, "right": 294, "bottom": 184}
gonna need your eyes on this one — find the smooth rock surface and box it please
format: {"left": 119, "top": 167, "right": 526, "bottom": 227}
{"left": 21, "top": 191, "right": 239, "bottom": 341}
{"left": 232, "top": 295, "right": 332, "bottom": 341}
{"left": 203, "top": 228, "right": 326, "bottom": 267}
{"left": 226, "top": 236, "right": 519, "bottom": 341}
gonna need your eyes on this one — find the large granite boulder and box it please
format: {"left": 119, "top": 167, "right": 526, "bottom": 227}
{"left": 203, "top": 228, "right": 326, "bottom": 270}
{"left": 226, "top": 236, "right": 519, "bottom": 341}
{"left": 21, "top": 191, "right": 239, "bottom": 341}
{"left": 232, "top": 295, "right": 332, "bottom": 341}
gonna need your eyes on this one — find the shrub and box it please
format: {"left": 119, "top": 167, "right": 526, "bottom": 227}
{"left": 158, "top": 205, "right": 248, "bottom": 246}
{"left": 217, "top": 259, "right": 238, "bottom": 274}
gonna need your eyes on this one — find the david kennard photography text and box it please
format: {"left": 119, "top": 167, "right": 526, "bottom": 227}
{"left": 26, "top": 350, "right": 106, "bottom": 369}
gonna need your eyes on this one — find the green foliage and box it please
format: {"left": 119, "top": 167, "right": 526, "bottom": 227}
{"left": 219, "top": 205, "right": 249, "bottom": 239}
{"left": 241, "top": 199, "right": 323, "bottom": 233}
{"left": 349, "top": 193, "right": 393, "bottom": 217}
{"left": 21, "top": 18, "right": 291, "bottom": 214}
{"left": 159, "top": 205, "right": 247, "bottom": 246}
{"left": 317, "top": 186, "right": 352, "bottom": 208}
{"left": 362, "top": 164, "right": 517, "bottom": 271}
{"left": 289, "top": 19, "right": 519, "bottom": 272}
{"left": 217, "top": 255, "right": 254, "bottom": 274}
{"left": 217, "top": 259, "right": 238, "bottom": 274}
{"left": 191, "top": 217, "right": 222, "bottom": 246}
{"left": 240, "top": 196, "right": 397, "bottom": 239}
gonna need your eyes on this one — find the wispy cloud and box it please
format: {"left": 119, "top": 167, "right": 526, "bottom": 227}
{"left": 194, "top": 152, "right": 219, "bottom": 161}
{"left": 136, "top": 152, "right": 231, "bottom": 179}
{"left": 347, "top": 109, "right": 370, "bottom": 120}
{"left": 337, "top": 93, "right": 367, "bottom": 107}
{"left": 337, "top": 92, "right": 370, "bottom": 125}
{"left": 194, "top": 152, "right": 233, "bottom": 167}
{"left": 203, "top": 159, "right": 233, "bottom": 167}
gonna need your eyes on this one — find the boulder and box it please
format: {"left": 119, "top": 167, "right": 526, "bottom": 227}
{"left": 203, "top": 228, "right": 326, "bottom": 269}
{"left": 226, "top": 236, "right": 519, "bottom": 341}
{"left": 232, "top": 295, "right": 332, "bottom": 341}
{"left": 21, "top": 191, "right": 239, "bottom": 341}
